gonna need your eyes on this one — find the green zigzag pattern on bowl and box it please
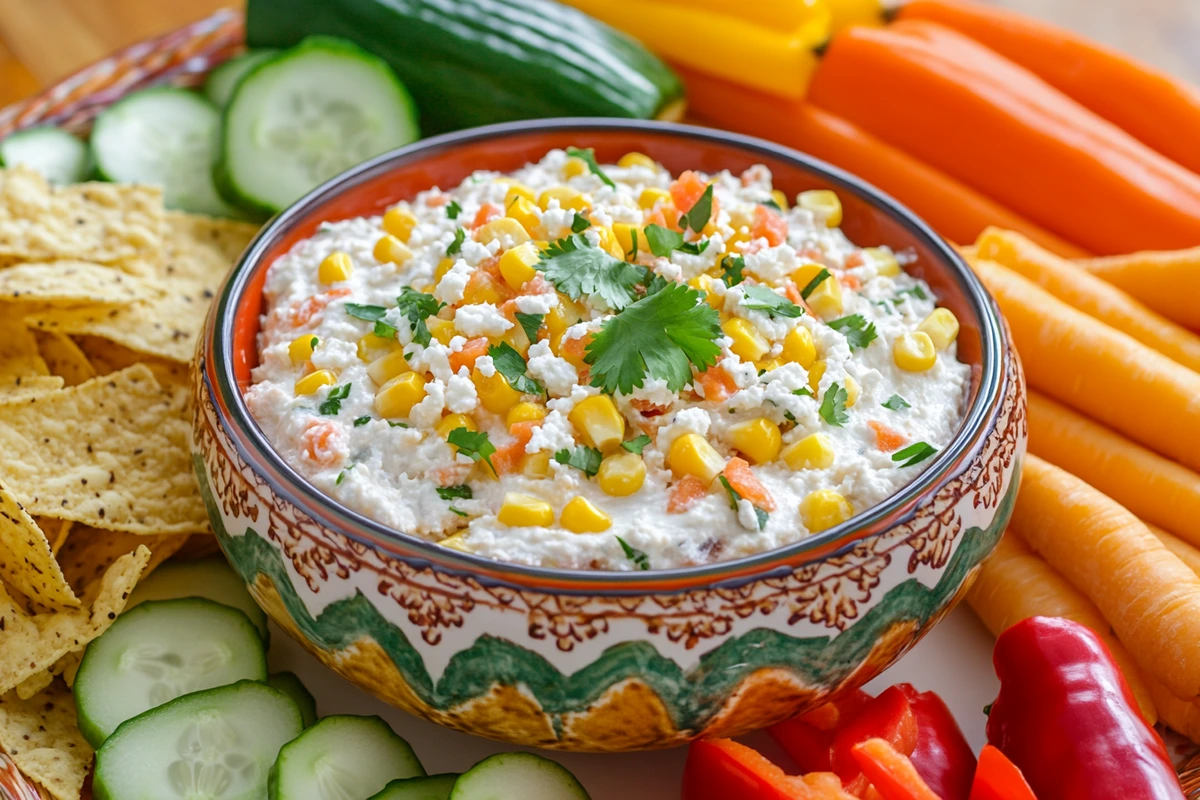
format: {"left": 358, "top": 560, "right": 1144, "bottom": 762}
{"left": 194, "top": 454, "right": 1017, "bottom": 732}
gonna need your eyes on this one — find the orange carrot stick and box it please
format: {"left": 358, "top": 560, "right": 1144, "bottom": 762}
{"left": 1077, "top": 247, "right": 1200, "bottom": 331}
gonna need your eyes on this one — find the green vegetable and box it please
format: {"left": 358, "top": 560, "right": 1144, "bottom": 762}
{"left": 446, "top": 226, "right": 466, "bottom": 256}
{"left": 892, "top": 441, "right": 938, "bottom": 467}
{"left": 488, "top": 343, "right": 542, "bottom": 395}
{"left": 516, "top": 312, "right": 544, "bottom": 342}
{"left": 396, "top": 287, "right": 443, "bottom": 347}
{"left": 718, "top": 476, "right": 768, "bottom": 530}
{"left": 436, "top": 485, "right": 472, "bottom": 501}
{"left": 537, "top": 233, "right": 644, "bottom": 310}
{"left": 354, "top": 415, "right": 371, "bottom": 427}
{"left": 800, "top": 268, "right": 832, "bottom": 300}
{"left": 447, "top": 428, "right": 496, "bottom": 475}
{"left": 616, "top": 536, "right": 650, "bottom": 570}
{"left": 818, "top": 382, "right": 849, "bottom": 427}
{"left": 446, "top": 200, "right": 462, "bottom": 219}
{"left": 644, "top": 224, "right": 708, "bottom": 257}
{"left": 554, "top": 446, "right": 603, "bottom": 477}
{"left": 622, "top": 434, "right": 651, "bottom": 454}
{"left": 346, "top": 303, "right": 388, "bottom": 322}
{"left": 566, "top": 146, "right": 615, "bottom": 188}
{"left": 719, "top": 255, "right": 745, "bottom": 286}
{"left": 319, "top": 383, "right": 351, "bottom": 415}
{"left": 882, "top": 394, "right": 910, "bottom": 410}
{"left": 828, "top": 314, "right": 878, "bottom": 349}
{"left": 570, "top": 212, "right": 592, "bottom": 233}
{"left": 741, "top": 285, "right": 804, "bottom": 318}
{"left": 679, "top": 184, "right": 713, "bottom": 233}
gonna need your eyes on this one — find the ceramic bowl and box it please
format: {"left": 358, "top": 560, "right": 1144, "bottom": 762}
{"left": 192, "top": 119, "right": 1025, "bottom": 752}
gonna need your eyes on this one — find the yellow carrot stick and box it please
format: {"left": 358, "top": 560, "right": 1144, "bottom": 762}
{"left": 1027, "top": 392, "right": 1200, "bottom": 546}
{"left": 970, "top": 257, "right": 1200, "bottom": 473}
{"left": 967, "top": 532, "right": 1156, "bottom": 722}
{"left": 1011, "top": 455, "right": 1200, "bottom": 699}
{"left": 976, "top": 228, "right": 1200, "bottom": 371}
{"left": 1078, "top": 246, "right": 1200, "bottom": 330}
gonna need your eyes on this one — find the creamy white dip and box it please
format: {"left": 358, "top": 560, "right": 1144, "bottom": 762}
{"left": 247, "top": 150, "right": 970, "bottom": 571}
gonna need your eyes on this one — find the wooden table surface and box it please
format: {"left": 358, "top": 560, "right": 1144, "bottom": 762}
{"left": 0, "top": 0, "right": 1196, "bottom": 109}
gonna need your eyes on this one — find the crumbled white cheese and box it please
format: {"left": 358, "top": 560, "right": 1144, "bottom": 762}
{"left": 526, "top": 340, "right": 579, "bottom": 398}
{"left": 454, "top": 303, "right": 513, "bottom": 337}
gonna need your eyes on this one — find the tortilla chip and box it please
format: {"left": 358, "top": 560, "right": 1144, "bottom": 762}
{"left": 0, "top": 261, "right": 163, "bottom": 306}
{"left": 13, "top": 670, "right": 52, "bottom": 701}
{"left": 172, "top": 533, "right": 222, "bottom": 561}
{"left": 0, "top": 681, "right": 92, "bottom": 800}
{"left": 0, "top": 479, "right": 77, "bottom": 610}
{"left": 0, "top": 376, "right": 65, "bottom": 403}
{"left": 57, "top": 527, "right": 188, "bottom": 599}
{"left": 72, "top": 334, "right": 190, "bottom": 390}
{"left": 160, "top": 211, "right": 258, "bottom": 287}
{"left": 32, "top": 332, "right": 94, "bottom": 387}
{"left": 0, "top": 168, "right": 162, "bottom": 268}
{"left": 0, "top": 365, "right": 207, "bottom": 534}
{"left": 0, "top": 315, "right": 47, "bottom": 381}
{"left": 37, "top": 519, "right": 72, "bottom": 556}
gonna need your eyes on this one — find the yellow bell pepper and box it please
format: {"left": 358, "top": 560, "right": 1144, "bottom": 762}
{"left": 654, "top": 0, "right": 829, "bottom": 33}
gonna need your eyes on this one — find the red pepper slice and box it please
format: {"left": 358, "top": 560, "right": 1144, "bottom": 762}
{"left": 968, "top": 745, "right": 1037, "bottom": 800}
{"left": 831, "top": 686, "right": 919, "bottom": 786}
{"left": 769, "top": 690, "right": 874, "bottom": 773}
{"left": 683, "top": 738, "right": 859, "bottom": 800}
{"left": 851, "top": 738, "right": 943, "bottom": 800}
{"left": 896, "top": 684, "right": 976, "bottom": 800}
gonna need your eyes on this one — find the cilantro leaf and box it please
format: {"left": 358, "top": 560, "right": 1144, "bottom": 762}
{"left": 515, "top": 312, "right": 543, "bottom": 342}
{"left": 754, "top": 506, "right": 770, "bottom": 530}
{"left": 570, "top": 212, "right": 591, "bottom": 233}
{"left": 800, "top": 268, "right": 832, "bottom": 300}
{"left": 892, "top": 441, "right": 938, "bottom": 468}
{"left": 309, "top": 336, "right": 319, "bottom": 349}
{"left": 895, "top": 285, "right": 928, "bottom": 302}
{"left": 828, "top": 314, "right": 878, "bottom": 349}
{"left": 319, "top": 383, "right": 351, "bottom": 415}
{"left": 644, "top": 224, "right": 708, "bottom": 257}
{"left": 446, "top": 227, "right": 465, "bottom": 256}
{"left": 761, "top": 197, "right": 783, "bottom": 212}
{"left": 336, "top": 464, "right": 354, "bottom": 484}
{"left": 374, "top": 320, "right": 398, "bottom": 338}
{"left": 626, "top": 229, "right": 639, "bottom": 261}
{"left": 680, "top": 184, "right": 713, "bottom": 233}
{"left": 720, "top": 255, "right": 745, "bottom": 286}
{"left": 566, "top": 146, "right": 616, "bottom": 188}
{"left": 586, "top": 282, "right": 722, "bottom": 394}
{"left": 818, "top": 382, "right": 849, "bottom": 427}
{"left": 793, "top": 387, "right": 814, "bottom": 398}
{"left": 741, "top": 285, "right": 804, "bottom": 318}
{"left": 488, "top": 342, "right": 543, "bottom": 395}
{"left": 616, "top": 536, "right": 650, "bottom": 570}
{"left": 388, "top": 421, "right": 409, "bottom": 428}
{"left": 437, "top": 484, "right": 473, "bottom": 501}
{"left": 554, "top": 446, "right": 603, "bottom": 477}
{"left": 446, "top": 200, "right": 462, "bottom": 220}
{"left": 718, "top": 475, "right": 768, "bottom": 530}
{"left": 447, "top": 427, "right": 496, "bottom": 475}
{"left": 537, "top": 234, "right": 643, "bottom": 310}
{"left": 882, "top": 394, "right": 910, "bottom": 411}
{"left": 353, "top": 415, "right": 371, "bottom": 427}
{"left": 449, "top": 506, "right": 468, "bottom": 517}
{"left": 397, "top": 287, "right": 444, "bottom": 347}
{"left": 345, "top": 303, "right": 388, "bottom": 322}
{"left": 622, "top": 434, "right": 651, "bottom": 454}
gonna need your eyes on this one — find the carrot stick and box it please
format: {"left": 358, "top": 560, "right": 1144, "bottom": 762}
{"left": 970, "top": 257, "right": 1200, "bottom": 474}
{"left": 1011, "top": 455, "right": 1200, "bottom": 699}
{"left": 1077, "top": 247, "right": 1200, "bottom": 330}
{"left": 897, "top": 0, "right": 1200, "bottom": 176}
{"left": 673, "top": 64, "right": 1088, "bottom": 258}
{"left": 975, "top": 228, "right": 1200, "bottom": 371}
{"left": 966, "top": 532, "right": 1156, "bottom": 722}
{"left": 808, "top": 21, "right": 1200, "bottom": 255}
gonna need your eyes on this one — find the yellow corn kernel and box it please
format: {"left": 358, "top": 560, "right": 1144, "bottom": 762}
{"left": 618, "top": 152, "right": 656, "bottom": 169}
{"left": 569, "top": 395, "right": 626, "bottom": 453}
{"left": 524, "top": 451, "right": 552, "bottom": 478}
{"left": 894, "top": 331, "right": 937, "bottom": 372}
{"left": 356, "top": 333, "right": 398, "bottom": 362}
{"left": 561, "top": 496, "right": 613, "bottom": 533}
{"left": 666, "top": 433, "right": 725, "bottom": 484}
{"left": 638, "top": 187, "right": 671, "bottom": 210}
{"left": 865, "top": 247, "right": 901, "bottom": 277}
{"left": 427, "top": 317, "right": 455, "bottom": 346}
{"left": 498, "top": 242, "right": 540, "bottom": 291}
{"left": 318, "top": 251, "right": 353, "bottom": 284}
{"left": 806, "top": 274, "right": 844, "bottom": 319}
{"left": 505, "top": 196, "right": 541, "bottom": 237}
{"left": 374, "top": 235, "right": 413, "bottom": 265}
{"left": 546, "top": 298, "right": 581, "bottom": 352}
{"left": 476, "top": 217, "right": 532, "bottom": 248}
{"left": 782, "top": 432, "right": 835, "bottom": 471}
{"left": 504, "top": 182, "right": 536, "bottom": 207}
{"left": 725, "top": 228, "right": 752, "bottom": 254}
{"left": 780, "top": 326, "right": 816, "bottom": 368}
{"left": 472, "top": 370, "right": 523, "bottom": 415}
{"left": 502, "top": 323, "right": 532, "bottom": 357}
{"left": 437, "top": 414, "right": 477, "bottom": 449}
{"left": 594, "top": 226, "right": 626, "bottom": 260}
{"left": 461, "top": 274, "right": 507, "bottom": 306}
{"left": 597, "top": 451, "right": 646, "bottom": 497}
{"left": 367, "top": 350, "right": 410, "bottom": 386}
{"left": 770, "top": 189, "right": 790, "bottom": 211}
{"left": 289, "top": 334, "right": 319, "bottom": 364}
{"left": 497, "top": 493, "right": 555, "bottom": 527}
{"left": 844, "top": 375, "right": 861, "bottom": 408}
{"left": 563, "top": 157, "right": 589, "bottom": 179}
{"left": 808, "top": 360, "right": 827, "bottom": 395}
{"left": 727, "top": 417, "right": 783, "bottom": 465}
{"left": 538, "top": 186, "right": 590, "bottom": 213}
{"left": 382, "top": 207, "right": 418, "bottom": 242}
{"left": 434, "top": 257, "right": 455, "bottom": 284}
{"left": 800, "top": 489, "right": 854, "bottom": 532}
{"left": 439, "top": 533, "right": 472, "bottom": 552}
{"left": 294, "top": 369, "right": 336, "bottom": 396}
{"left": 507, "top": 402, "right": 547, "bottom": 428}
{"left": 692, "top": 275, "right": 724, "bottom": 311}
{"left": 755, "top": 358, "right": 783, "bottom": 374}
{"left": 798, "top": 189, "right": 843, "bottom": 228}
{"left": 917, "top": 308, "right": 960, "bottom": 351}
{"left": 722, "top": 318, "right": 769, "bottom": 363}
{"left": 790, "top": 262, "right": 826, "bottom": 288}
{"left": 374, "top": 372, "right": 426, "bottom": 418}
{"left": 612, "top": 222, "right": 641, "bottom": 259}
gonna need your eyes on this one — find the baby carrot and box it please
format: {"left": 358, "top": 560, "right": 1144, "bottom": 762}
{"left": 1077, "top": 247, "right": 1200, "bottom": 331}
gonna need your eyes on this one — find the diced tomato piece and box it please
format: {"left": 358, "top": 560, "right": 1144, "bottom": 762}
{"left": 491, "top": 420, "right": 541, "bottom": 476}
{"left": 668, "top": 476, "right": 709, "bottom": 513}
{"left": 694, "top": 366, "right": 738, "bottom": 403}
{"left": 630, "top": 398, "right": 668, "bottom": 417}
{"left": 868, "top": 421, "right": 908, "bottom": 453}
{"left": 291, "top": 288, "right": 352, "bottom": 327}
{"left": 670, "top": 170, "right": 709, "bottom": 213}
{"left": 427, "top": 194, "right": 449, "bottom": 207}
{"left": 472, "top": 202, "right": 502, "bottom": 230}
{"left": 753, "top": 205, "right": 789, "bottom": 246}
{"left": 841, "top": 274, "right": 862, "bottom": 291}
{"left": 831, "top": 687, "right": 919, "bottom": 787}
{"left": 449, "top": 337, "right": 490, "bottom": 374}
{"left": 462, "top": 267, "right": 514, "bottom": 306}
{"left": 301, "top": 421, "right": 345, "bottom": 468}
{"left": 722, "top": 457, "right": 776, "bottom": 511}
{"left": 845, "top": 251, "right": 866, "bottom": 269}
{"left": 559, "top": 332, "right": 591, "bottom": 366}
{"left": 644, "top": 205, "right": 683, "bottom": 231}
{"left": 851, "top": 739, "right": 942, "bottom": 800}
{"left": 430, "top": 463, "right": 473, "bottom": 487}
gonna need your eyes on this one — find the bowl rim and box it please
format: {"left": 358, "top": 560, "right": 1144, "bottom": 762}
{"left": 204, "top": 117, "right": 1006, "bottom": 592}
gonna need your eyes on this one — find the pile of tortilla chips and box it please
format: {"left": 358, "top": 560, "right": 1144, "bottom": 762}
{"left": 0, "top": 166, "right": 259, "bottom": 800}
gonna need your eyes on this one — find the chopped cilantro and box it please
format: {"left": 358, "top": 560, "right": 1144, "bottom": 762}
{"left": 345, "top": 303, "right": 388, "bottom": 322}
{"left": 318, "top": 383, "right": 351, "bottom": 415}
{"left": 537, "top": 233, "right": 644, "bottom": 310}
{"left": 626, "top": 229, "right": 639, "bottom": 260}
{"left": 828, "top": 314, "right": 878, "bottom": 349}
{"left": 784, "top": 411, "right": 796, "bottom": 422}
{"left": 515, "top": 312, "right": 543, "bottom": 342}
{"left": 800, "top": 268, "right": 832, "bottom": 300}
{"left": 644, "top": 224, "right": 708, "bottom": 257}
{"left": 446, "top": 226, "right": 466, "bottom": 256}
{"left": 718, "top": 475, "right": 768, "bottom": 531}
{"left": 680, "top": 184, "right": 714, "bottom": 233}
{"left": 336, "top": 464, "right": 354, "bottom": 485}
{"left": 488, "top": 342, "right": 543, "bottom": 395}
{"left": 566, "top": 146, "right": 615, "bottom": 188}
{"left": 396, "top": 287, "right": 444, "bottom": 347}
{"left": 374, "top": 320, "right": 398, "bottom": 338}
{"left": 755, "top": 506, "right": 770, "bottom": 529}
{"left": 570, "top": 212, "right": 591, "bottom": 233}
{"left": 616, "top": 536, "right": 650, "bottom": 570}
{"left": 794, "top": 387, "right": 814, "bottom": 398}
{"left": 895, "top": 285, "right": 928, "bottom": 302}
{"left": 309, "top": 335, "right": 319, "bottom": 349}
{"left": 447, "top": 428, "right": 496, "bottom": 475}
{"left": 882, "top": 394, "right": 910, "bottom": 411}
{"left": 892, "top": 441, "right": 938, "bottom": 467}
{"left": 720, "top": 254, "right": 745, "bottom": 286}
{"left": 437, "top": 484, "right": 473, "bottom": 501}
{"left": 353, "top": 415, "right": 371, "bottom": 427}
{"left": 818, "top": 382, "right": 849, "bottom": 427}
{"left": 554, "top": 446, "right": 603, "bottom": 477}
{"left": 449, "top": 506, "right": 468, "bottom": 517}
{"left": 741, "top": 285, "right": 805, "bottom": 318}
{"left": 622, "top": 434, "right": 651, "bottom": 454}
{"left": 761, "top": 197, "right": 783, "bottom": 212}
{"left": 586, "top": 282, "right": 722, "bottom": 394}
{"left": 446, "top": 200, "right": 462, "bottom": 220}
{"left": 388, "top": 421, "right": 409, "bottom": 428}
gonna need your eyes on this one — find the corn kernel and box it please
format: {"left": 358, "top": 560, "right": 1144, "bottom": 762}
{"left": 506, "top": 402, "right": 547, "bottom": 428}
{"left": 798, "top": 189, "right": 843, "bottom": 228}
{"left": 782, "top": 433, "right": 835, "bottom": 470}
{"left": 612, "top": 222, "right": 640, "bottom": 259}
{"left": 638, "top": 187, "right": 671, "bottom": 210}
{"left": 894, "top": 331, "right": 937, "bottom": 372}
{"left": 505, "top": 196, "right": 541, "bottom": 237}
{"left": 356, "top": 333, "right": 398, "bottom": 362}
{"left": 427, "top": 318, "right": 455, "bottom": 345}
{"left": 382, "top": 207, "right": 418, "bottom": 242}
{"left": 367, "top": 350, "right": 410, "bottom": 386}
{"left": 844, "top": 375, "right": 861, "bottom": 408}
{"left": 437, "top": 413, "right": 477, "bottom": 444}
{"left": 770, "top": 189, "right": 790, "bottom": 211}
{"left": 294, "top": 369, "right": 336, "bottom": 396}
{"left": 917, "top": 308, "right": 960, "bottom": 350}
{"left": 434, "top": 257, "right": 455, "bottom": 284}
{"left": 808, "top": 360, "right": 827, "bottom": 395}
{"left": 569, "top": 395, "right": 626, "bottom": 453}
{"left": 374, "top": 235, "right": 413, "bottom": 265}
{"left": 597, "top": 451, "right": 646, "bottom": 497}
{"left": 755, "top": 358, "right": 783, "bottom": 374}
{"left": 563, "top": 157, "right": 589, "bottom": 179}
{"left": 439, "top": 533, "right": 472, "bottom": 552}
{"left": 561, "top": 496, "right": 612, "bottom": 533}
{"left": 594, "top": 226, "right": 626, "bottom": 260}
{"left": 800, "top": 489, "right": 854, "bottom": 532}
{"left": 722, "top": 318, "right": 769, "bottom": 363}
{"left": 502, "top": 324, "right": 532, "bottom": 357}
{"left": 318, "top": 251, "right": 353, "bottom": 284}
{"left": 504, "top": 182, "right": 536, "bottom": 206}
{"left": 780, "top": 326, "right": 816, "bottom": 368}
{"left": 524, "top": 451, "right": 552, "bottom": 478}
{"left": 807, "top": 276, "right": 844, "bottom": 319}
{"left": 726, "top": 417, "right": 782, "bottom": 464}
{"left": 289, "top": 334, "right": 319, "bottom": 364}
{"left": 865, "top": 247, "right": 901, "bottom": 277}
{"left": 666, "top": 433, "right": 725, "bottom": 484}
{"left": 618, "top": 152, "right": 656, "bottom": 169}
{"left": 693, "top": 275, "right": 724, "bottom": 311}
{"left": 538, "top": 186, "right": 590, "bottom": 213}
{"left": 374, "top": 372, "right": 426, "bottom": 418}
{"left": 498, "top": 242, "right": 540, "bottom": 291}
{"left": 725, "top": 228, "right": 752, "bottom": 254}
{"left": 790, "top": 262, "right": 826, "bottom": 288}
{"left": 476, "top": 217, "right": 531, "bottom": 248}
{"left": 472, "top": 370, "right": 523, "bottom": 415}
{"left": 497, "top": 493, "right": 555, "bottom": 527}
{"left": 461, "top": 271, "right": 508, "bottom": 306}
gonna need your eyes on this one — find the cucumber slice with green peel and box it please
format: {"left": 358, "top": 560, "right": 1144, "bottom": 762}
{"left": 369, "top": 774, "right": 459, "bottom": 800}
{"left": 449, "top": 753, "right": 590, "bottom": 800}
{"left": 91, "top": 87, "right": 241, "bottom": 217}
{"left": 217, "top": 36, "right": 419, "bottom": 214}
{"left": 0, "top": 127, "right": 90, "bottom": 184}
{"left": 205, "top": 49, "right": 279, "bottom": 107}
{"left": 94, "top": 680, "right": 303, "bottom": 800}
{"left": 266, "top": 672, "right": 317, "bottom": 727}
{"left": 74, "top": 598, "right": 267, "bottom": 747}
{"left": 268, "top": 714, "right": 424, "bottom": 800}
{"left": 127, "top": 556, "right": 269, "bottom": 641}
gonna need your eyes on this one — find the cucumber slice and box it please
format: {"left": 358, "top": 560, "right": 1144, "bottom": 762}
{"left": 205, "top": 49, "right": 279, "bottom": 107}
{"left": 218, "top": 36, "right": 419, "bottom": 214}
{"left": 0, "top": 127, "right": 90, "bottom": 184}
{"left": 127, "top": 556, "right": 269, "bottom": 641}
{"left": 94, "top": 680, "right": 303, "bottom": 800}
{"left": 369, "top": 774, "right": 459, "bottom": 800}
{"left": 449, "top": 753, "right": 590, "bottom": 800}
{"left": 74, "top": 598, "right": 267, "bottom": 747}
{"left": 90, "top": 86, "right": 240, "bottom": 217}
{"left": 266, "top": 672, "right": 317, "bottom": 727}
{"left": 268, "top": 714, "right": 424, "bottom": 800}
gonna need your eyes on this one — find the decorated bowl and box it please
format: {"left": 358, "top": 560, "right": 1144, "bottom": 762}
{"left": 191, "top": 119, "right": 1025, "bottom": 752}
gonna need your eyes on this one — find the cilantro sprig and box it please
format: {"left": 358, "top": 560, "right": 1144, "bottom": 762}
{"left": 892, "top": 441, "right": 938, "bottom": 468}
{"left": 488, "top": 342, "right": 543, "bottom": 395}
{"left": 397, "top": 287, "right": 444, "bottom": 347}
{"left": 515, "top": 312, "right": 543, "bottom": 342}
{"left": 622, "top": 434, "right": 651, "bottom": 454}
{"left": 818, "top": 382, "right": 849, "bottom": 427}
{"left": 570, "top": 212, "right": 591, "bottom": 233}
{"left": 347, "top": 304, "right": 399, "bottom": 339}
{"left": 679, "top": 184, "right": 713, "bottom": 233}
{"left": 554, "top": 446, "right": 603, "bottom": 477}
{"left": 616, "top": 536, "right": 650, "bottom": 570}
{"left": 437, "top": 485, "right": 473, "bottom": 501}
{"left": 741, "top": 285, "right": 804, "bottom": 318}
{"left": 882, "top": 394, "right": 910, "bottom": 411}
{"left": 537, "top": 234, "right": 644, "bottom": 310}
{"left": 447, "top": 428, "right": 496, "bottom": 475}
{"left": 718, "top": 475, "right": 769, "bottom": 531}
{"left": 319, "top": 384, "right": 351, "bottom": 415}
{"left": 720, "top": 255, "right": 745, "bottom": 286}
{"left": 446, "top": 200, "right": 462, "bottom": 220}
{"left": 644, "top": 224, "right": 709, "bottom": 257}
{"left": 566, "top": 147, "right": 615, "bottom": 188}
{"left": 446, "top": 227, "right": 466, "bottom": 256}
{"left": 828, "top": 314, "right": 878, "bottom": 349}
{"left": 800, "top": 268, "right": 832, "bottom": 300}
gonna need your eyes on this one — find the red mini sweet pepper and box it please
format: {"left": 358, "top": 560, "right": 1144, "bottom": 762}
{"left": 987, "top": 616, "right": 1185, "bottom": 800}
